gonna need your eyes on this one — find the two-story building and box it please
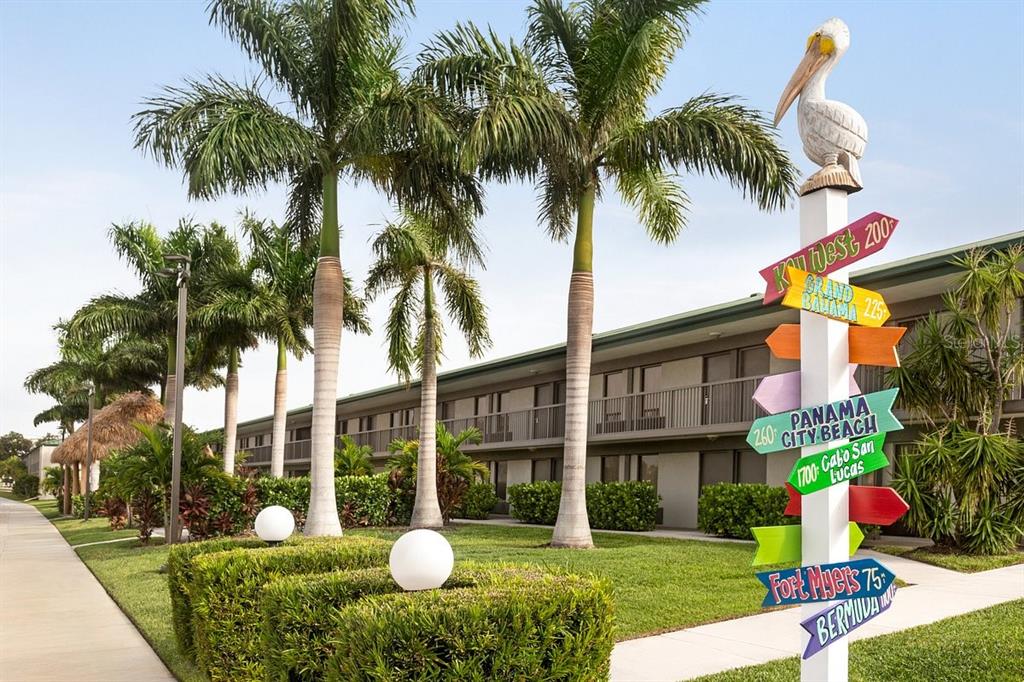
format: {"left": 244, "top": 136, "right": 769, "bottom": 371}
{"left": 233, "top": 231, "right": 1024, "bottom": 528}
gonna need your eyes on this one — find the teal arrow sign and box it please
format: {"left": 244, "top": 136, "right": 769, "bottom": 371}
{"left": 746, "top": 388, "right": 901, "bottom": 455}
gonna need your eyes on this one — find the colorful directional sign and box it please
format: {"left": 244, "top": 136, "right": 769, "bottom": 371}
{"left": 753, "top": 367, "right": 861, "bottom": 414}
{"left": 746, "top": 388, "right": 901, "bottom": 454}
{"left": 786, "top": 484, "right": 910, "bottom": 526}
{"left": 787, "top": 434, "right": 888, "bottom": 494}
{"left": 782, "top": 266, "right": 891, "bottom": 327}
{"left": 759, "top": 212, "right": 899, "bottom": 304}
{"left": 766, "top": 324, "right": 907, "bottom": 367}
{"left": 751, "top": 523, "right": 864, "bottom": 566}
{"left": 756, "top": 557, "right": 896, "bottom": 607}
{"left": 801, "top": 584, "right": 897, "bottom": 659}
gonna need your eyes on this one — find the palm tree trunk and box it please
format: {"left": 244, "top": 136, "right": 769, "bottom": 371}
{"left": 305, "top": 170, "right": 343, "bottom": 537}
{"left": 270, "top": 339, "right": 288, "bottom": 478}
{"left": 222, "top": 347, "right": 239, "bottom": 474}
{"left": 411, "top": 273, "right": 444, "bottom": 529}
{"left": 62, "top": 464, "right": 72, "bottom": 515}
{"left": 164, "top": 333, "right": 176, "bottom": 423}
{"left": 552, "top": 182, "right": 596, "bottom": 549}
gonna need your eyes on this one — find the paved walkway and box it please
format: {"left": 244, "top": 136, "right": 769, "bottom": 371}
{"left": 610, "top": 548, "right": 1024, "bottom": 681}
{"left": 0, "top": 497, "right": 174, "bottom": 682}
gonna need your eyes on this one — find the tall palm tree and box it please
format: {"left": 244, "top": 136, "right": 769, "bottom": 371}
{"left": 419, "top": 0, "right": 797, "bottom": 547}
{"left": 133, "top": 0, "right": 481, "bottom": 536}
{"left": 203, "top": 214, "right": 370, "bottom": 477}
{"left": 365, "top": 211, "right": 490, "bottom": 528}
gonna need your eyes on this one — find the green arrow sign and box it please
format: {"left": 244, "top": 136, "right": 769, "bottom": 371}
{"left": 747, "top": 388, "right": 901, "bottom": 455}
{"left": 788, "top": 435, "right": 889, "bottom": 494}
{"left": 751, "top": 523, "right": 865, "bottom": 566}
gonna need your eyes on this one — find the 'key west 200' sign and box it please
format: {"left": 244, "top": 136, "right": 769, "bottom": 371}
{"left": 747, "top": 388, "right": 901, "bottom": 454}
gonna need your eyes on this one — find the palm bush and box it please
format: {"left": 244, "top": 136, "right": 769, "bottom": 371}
{"left": 334, "top": 436, "right": 374, "bottom": 477}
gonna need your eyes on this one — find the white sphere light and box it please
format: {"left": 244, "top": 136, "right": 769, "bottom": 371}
{"left": 254, "top": 505, "right": 295, "bottom": 544}
{"left": 389, "top": 529, "right": 454, "bottom": 591}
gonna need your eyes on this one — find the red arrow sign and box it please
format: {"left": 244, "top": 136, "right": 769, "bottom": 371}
{"left": 760, "top": 212, "right": 899, "bottom": 304}
{"left": 785, "top": 483, "right": 910, "bottom": 526}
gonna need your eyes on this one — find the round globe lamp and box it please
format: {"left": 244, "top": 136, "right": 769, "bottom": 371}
{"left": 254, "top": 505, "right": 295, "bottom": 546}
{"left": 389, "top": 529, "right": 454, "bottom": 591}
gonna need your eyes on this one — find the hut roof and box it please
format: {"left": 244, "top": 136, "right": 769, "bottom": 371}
{"left": 51, "top": 392, "right": 164, "bottom": 465}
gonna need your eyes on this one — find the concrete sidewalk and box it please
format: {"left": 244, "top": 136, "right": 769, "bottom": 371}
{"left": 610, "top": 548, "right": 1024, "bottom": 681}
{"left": 0, "top": 497, "right": 174, "bottom": 681}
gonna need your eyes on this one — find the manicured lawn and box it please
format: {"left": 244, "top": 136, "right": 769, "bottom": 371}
{"left": 21, "top": 498, "right": 139, "bottom": 546}
{"left": 694, "top": 599, "right": 1024, "bottom": 681}
{"left": 872, "top": 544, "right": 1024, "bottom": 573}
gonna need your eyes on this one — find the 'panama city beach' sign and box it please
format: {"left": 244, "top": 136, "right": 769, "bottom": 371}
{"left": 746, "top": 388, "right": 901, "bottom": 454}
{"left": 781, "top": 266, "right": 890, "bottom": 327}
{"left": 759, "top": 212, "right": 899, "bottom": 304}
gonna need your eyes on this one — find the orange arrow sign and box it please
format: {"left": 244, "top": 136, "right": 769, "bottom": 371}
{"left": 782, "top": 267, "right": 891, "bottom": 327}
{"left": 766, "top": 324, "right": 906, "bottom": 367}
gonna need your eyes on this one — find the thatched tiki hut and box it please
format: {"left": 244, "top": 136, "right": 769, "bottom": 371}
{"left": 52, "top": 392, "right": 164, "bottom": 513}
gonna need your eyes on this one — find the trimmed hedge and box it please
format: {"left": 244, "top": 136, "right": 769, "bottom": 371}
{"left": 167, "top": 537, "right": 271, "bottom": 657}
{"left": 335, "top": 473, "right": 392, "bottom": 526}
{"left": 262, "top": 565, "right": 502, "bottom": 681}
{"left": 324, "top": 569, "right": 614, "bottom": 681}
{"left": 189, "top": 537, "right": 390, "bottom": 681}
{"left": 12, "top": 473, "right": 39, "bottom": 498}
{"left": 454, "top": 482, "right": 499, "bottom": 520}
{"left": 507, "top": 480, "right": 660, "bottom": 531}
{"left": 697, "top": 483, "right": 794, "bottom": 540}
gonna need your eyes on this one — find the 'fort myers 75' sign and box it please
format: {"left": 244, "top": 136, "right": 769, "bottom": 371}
{"left": 747, "top": 388, "right": 901, "bottom": 454}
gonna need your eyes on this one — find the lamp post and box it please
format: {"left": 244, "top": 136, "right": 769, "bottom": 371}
{"left": 82, "top": 380, "right": 95, "bottom": 521}
{"left": 160, "top": 254, "right": 190, "bottom": 544}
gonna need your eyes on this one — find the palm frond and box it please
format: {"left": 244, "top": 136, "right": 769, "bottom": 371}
{"left": 437, "top": 264, "right": 491, "bottom": 358}
{"left": 614, "top": 166, "right": 689, "bottom": 244}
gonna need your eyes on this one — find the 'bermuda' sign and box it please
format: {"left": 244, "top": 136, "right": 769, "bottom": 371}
{"left": 782, "top": 266, "right": 890, "bottom": 327}
{"left": 746, "top": 388, "right": 901, "bottom": 454}
{"left": 801, "top": 584, "right": 898, "bottom": 659}
{"left": 757, "top": 557, "right": 896, "bottom": 607}
{"left": 787, "top": 434, "right": 888, "bottom": 494}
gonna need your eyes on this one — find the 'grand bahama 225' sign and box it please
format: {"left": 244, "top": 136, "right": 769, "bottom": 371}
{"left": 746, "top": 388, "right": 901, "bottom": 454}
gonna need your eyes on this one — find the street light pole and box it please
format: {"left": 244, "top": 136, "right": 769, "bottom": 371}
{"left": 165, "top": 255, "right": 190, "bottom": 545}
{"left": 83, "top": 380, "right": 95, "bottom": 521}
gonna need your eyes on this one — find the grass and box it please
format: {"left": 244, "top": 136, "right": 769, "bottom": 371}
{"left": 19, "top": 498, "right": 139, "bottom": 546}
{"left": 694, "top": 599, "right": 1024, "bottom": 681}
{"left": 872, "top": 544, "right": 1024, "bottom": 573}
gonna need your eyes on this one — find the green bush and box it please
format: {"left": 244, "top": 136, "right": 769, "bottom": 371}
{"left": 254, "top": 476, "right": 309, "bottom": 521}
{"left": 454, "top": 482, "right": 499, "bottom": 519}
{"left": 507, "top": 481, "right": 561, "bottom": 524}
{"left": 70, "top": 491, "right": 100, "bottom": 518}
{"left": 508, "top": 480, "right": 660, "bottom": 531}
{"left": 697, "top": 483, "right": 794, "bottom": 540}
{"left": 12, "top": 473, "right": 39, "bottom": 498}
{"left": 335, "top": 473, "right": 392, "bottom": 526}
{"left": 588, "top": 481, "right": 659, "bottom": 531}
{"left": 324, "top": 569, "right": 614, "bottom": 681}
{"left": 190, "top": 537, "right": 390, "bottom": 681}
{"left": 167, "top": 537, "right": 271, "bottom": 657}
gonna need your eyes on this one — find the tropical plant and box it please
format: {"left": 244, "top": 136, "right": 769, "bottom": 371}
{"left": 418, "top": 0, "right": 797, "bottom": 546}
{"left": 0, "top": 455, "right": 27, "bottom": 483}
{"left": 387, "top": 424, "right": 487, "bottom": 523}
{"left": 334, "top": 435, "right": 374, "bottom": 477}
{"left": 41, "top": 465, "right": 64, "bottom": 498}
{"left": 366, "top": 212, "right": 490, "bottom": 527}
{"left": 134, "top": 0, "right": 481, "bottom": 535}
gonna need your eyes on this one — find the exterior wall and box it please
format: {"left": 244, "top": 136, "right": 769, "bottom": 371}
{"left": 766, "top": 449, "right": 799, "bottom": 487}
{"left": 659, "top": 452, "right": 700, "bottom": 528}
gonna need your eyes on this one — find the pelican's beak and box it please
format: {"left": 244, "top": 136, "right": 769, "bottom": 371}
{"left": 773, "top": 34, "right": 832, "bottom": 126}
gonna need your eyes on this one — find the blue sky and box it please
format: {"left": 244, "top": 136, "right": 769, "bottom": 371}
{"left": 2, "top": 0, "right": 1022, "bottom": 437}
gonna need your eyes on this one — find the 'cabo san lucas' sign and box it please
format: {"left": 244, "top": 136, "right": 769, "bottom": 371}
{"left": 747, "top": 388, "right": 901, "bottom": 454}
{"left": 782, "top": 266, "right": 890, "bottom": 327}
{"left": 787, "top": 434, "right": 888, "bottom": 494}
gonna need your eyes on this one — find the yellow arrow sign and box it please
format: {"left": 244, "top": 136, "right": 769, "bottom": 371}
{"left": 782, "top": 266, "right": 890, "bottom": 327}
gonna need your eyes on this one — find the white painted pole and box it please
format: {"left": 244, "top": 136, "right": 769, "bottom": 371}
{"left": 799, "top": 187, "right": 851, "bottom": 682}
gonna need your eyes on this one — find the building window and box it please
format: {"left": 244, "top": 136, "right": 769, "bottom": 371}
{"left": 700, "top": 449, "right": 766, "bottom": 488}
{"left": 293, "top": 426, "right": 311, "bottom": 441}
{"left": 254, "top": 435, "right": 265, "bottom": 447}
{"left": 440, "top": 400, "right": 455, "bottom": 421}
{"left": 358, "top": 415, "right": 374, "bottom": 432}
{"left": 638, "top": 454, "right": 659, "bottom": 489}
{"left": 601, "top": 455, "right": 620, "bottom": 482}
{"left": 739, "top": 346, "right": 771, "bottom": 377}
{"left": 532, "top": 458, "right": 553, "bottom": 482}
{"left": 736, "top": 449, "right": 765, "bottom": 484}
{"left": 493, "top": 461, "right": 509, "bottom": 500}
{"left": 553, "top": 457, "right": 564, "bottom": 482}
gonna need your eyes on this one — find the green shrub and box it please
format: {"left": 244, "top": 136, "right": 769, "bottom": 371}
{"left": 697, "top": 483, "right": 794, "bottom": 540}
{"left": 12, "top": 473, "right": 39, "bottom": 498}
{"left": 588, "top": 481, "right": 659, "bottom": 531}
{"left": 454, "top": 482, "right": 499, "bottom": 519}
{"left": 190, "top": 537, "right": 390, "bottom": 681}
{"left": 324, "top": 569, "right": 614, "bottom": 681}
{"left": 507, "top": 481, "right": 561, "bottom": 524}
{"left": 70, "top": 491, "right": 99, "bottom": 518}
{"left": 254, "top": 476, "right": 309, "bottom": 523}
{"left": 335, "top": 473, "right": 392, "bottom": 526}
{"left": 508, "top": 480, "right": 660, "bottom": 531}
{"left": 167, "top": 537, "right": 270, "bottom": 657}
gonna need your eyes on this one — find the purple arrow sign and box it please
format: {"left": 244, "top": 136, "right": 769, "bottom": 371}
{"left": 753, "top": 367, "right": 861, "bottom": 414}
{"left": 801, "top": 584, "right": 897, "bottom": 659}
{"left": 760, "top": 212, "right": 899, "bottom": 304}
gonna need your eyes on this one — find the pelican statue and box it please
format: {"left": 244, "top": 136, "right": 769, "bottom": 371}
{"left": 775, "top": 18, "right": 867, "bottom": 193}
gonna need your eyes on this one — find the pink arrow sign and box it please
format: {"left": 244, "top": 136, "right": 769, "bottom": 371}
{"left": 760, "top": 212, "right": 899, "bottom": 304}
{"left": 753, "top": 367, "right": 861, "bottom": 414}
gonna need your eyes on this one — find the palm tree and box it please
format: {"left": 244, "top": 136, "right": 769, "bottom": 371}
{"left": 203, "top": 214, "right": 371, "bottom": 477}
{"left": 134, "top": 0, "right": 480, "bottom": 536}
{"left": 365, "top": 212, "right": 490, "bottom": 528}
{"left": 335, "top": 435, "right": 374, "bottom": 477}
{"left": 418, "top": 0, "right": 798, "bottom": 546}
